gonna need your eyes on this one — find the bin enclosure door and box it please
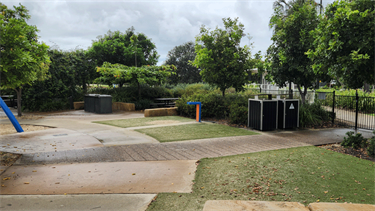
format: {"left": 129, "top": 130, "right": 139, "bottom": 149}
{"left": 262, "top": 101, "right": 277, "bottom": 131}
{"left": 248, "top": 100, "right": 261, "bottom": 130}
{"left": 284, "top": 101, "right": 299, "bottom": 128}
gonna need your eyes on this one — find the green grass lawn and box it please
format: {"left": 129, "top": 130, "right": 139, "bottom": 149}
{"left": 94, "top": 116, "right": 194, "bottom": 128}
{"left": 135, "top": 123, "right": 258, "bottom": 142}
{"left": 147, "top": 146, "right": 375, "bottom": 211}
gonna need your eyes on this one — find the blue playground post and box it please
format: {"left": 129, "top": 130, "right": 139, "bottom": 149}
{"left": 187, "top": 102, "right": 201, "bottom": 122}
{"left": 0, "top": 97, "right": 23, "bottom": 132}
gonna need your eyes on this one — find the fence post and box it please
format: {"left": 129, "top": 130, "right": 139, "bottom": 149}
{"left": 332, "top": 91, "right": 335, "bottom": 125}
{"left": 355, "top": 90, "right": 358, "bottom": 131}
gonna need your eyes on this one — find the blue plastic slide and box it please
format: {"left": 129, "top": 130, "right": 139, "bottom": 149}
{"left": 0, "top": 97, "right": 23, "bottom": 132}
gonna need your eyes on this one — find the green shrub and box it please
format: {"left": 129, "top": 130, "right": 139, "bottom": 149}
{"left": 299, "top": 102, "right": 331, "bottom": 127}
{"left": 367, "top": 131, "right": 375, "bottom": 157}
{"left": 87, "top": 85, "right": 173, "bottom": 110}
{"left": 132, "top": 99, "right": 154, "bottom": 110}
{"left": 341, "top": 131, "right": 368, "bottom": 149}
{"left": 367, "top": 138, "right": 375, "bottom": 157}
{"left": 229, "top": 103, "right": 247, "bottom": 125}
{"left": 177, "top": 93, "right": 227, "bottom": 118}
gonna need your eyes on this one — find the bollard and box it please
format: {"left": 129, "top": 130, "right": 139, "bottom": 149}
{"left": 187, "top": 102, "right": 201, "bottom": 122}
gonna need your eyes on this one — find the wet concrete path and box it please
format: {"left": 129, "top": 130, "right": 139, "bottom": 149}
{"left": 13, "top": 127, "right": 372, "bottom": 166}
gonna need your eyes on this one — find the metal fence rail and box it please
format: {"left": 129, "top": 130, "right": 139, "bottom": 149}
{"left": 324, "top": 91, "right": 375, "bottom": 131}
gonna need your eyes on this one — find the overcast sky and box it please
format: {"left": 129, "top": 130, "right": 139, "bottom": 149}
{"left": 3, "top": 0, "right": 335, "bottom": 65}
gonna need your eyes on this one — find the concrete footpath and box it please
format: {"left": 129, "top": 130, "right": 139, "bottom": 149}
{"left": 1, "top": 109, "right": 374, "bottom": 211}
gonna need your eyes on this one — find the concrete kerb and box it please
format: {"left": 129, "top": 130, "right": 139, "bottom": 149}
{"left": 203, "top": 200, "right": 375, "bottom": 211}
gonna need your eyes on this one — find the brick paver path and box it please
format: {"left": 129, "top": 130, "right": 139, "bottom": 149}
{"left": 16, "top": 134, "right": 311, "bottom": 165}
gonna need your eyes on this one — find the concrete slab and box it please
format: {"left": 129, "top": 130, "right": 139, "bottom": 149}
{"left": 0, "top": 194, "right": 156, "bottom": 211}
{"left": 203, "top": 200, "right": 309, "bottom": 211}
{"left": 0, "top": 128, "right": 102, "bottom": 154}
{"left": 308, "top": 202, "right": 375, "bottom": 211}
{"left": 1, "top": 116, "right": 159, "bottom": 146}
{"left": 265, "top": 128, "right": 374, "bottom": 145}
{"left": 0, "top": 160, "right": 197, "bottom": 194}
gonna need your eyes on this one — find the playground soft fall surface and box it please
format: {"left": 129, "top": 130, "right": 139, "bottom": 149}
{"left": 0, "top": 124, "right": 49, "bottom": 135}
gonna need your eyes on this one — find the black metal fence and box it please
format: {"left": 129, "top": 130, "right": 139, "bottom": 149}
{"left": 320, "top": 91, "right": 375, "bottom": 130}
{"left": 249, "top": 88, "right": 315, "bottom": 103}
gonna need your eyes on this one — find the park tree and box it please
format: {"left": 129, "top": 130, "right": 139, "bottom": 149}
{"left": 69, "top": 49, "right": 97, "bottom": 94}
{"left": 0, "top": 3, "right": 50, "bottom": 116}
{"left": 192, "top": 17, "right": 253, "bottom": 96}
{"left": 97, "top": 62, "right": 175, "bottom": 100}
{"left": 306, "top": 0, "right": 375, "bottom": 92}
{"left": 267, "top": 0, "right": 322, "bottom": 104}
{"left": 164, "top": 41, "right": 201, "bottom": 84}
{"left": 87, "top": 27, "right": 159, "bottom": 72}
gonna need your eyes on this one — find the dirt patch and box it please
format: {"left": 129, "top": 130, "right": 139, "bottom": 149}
{"left": 0, "top": 124, "right": 50, "bottom": 135}
{"left": 0, "top": 115, "right": 44, "bottom": 120}
{"left": 0, "top": 152, "right": 21, "bottom": 166}
{"left": 319, "top": 143, "right": 375, "bottom": 162}
{"left": 146, "top": 120, "right": 181, "bottom": 125}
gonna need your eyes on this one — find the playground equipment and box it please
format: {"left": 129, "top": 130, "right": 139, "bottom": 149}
{"left": 187, "top": 102, "right": 201, "bottom": 122}
{"left": 0, "top": 97, "right": 23, "bottom": 132}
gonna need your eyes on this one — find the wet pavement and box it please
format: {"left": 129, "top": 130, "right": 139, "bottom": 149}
{"left": 0, "top": 128, "right": 102, "bottom": 154}
{"left": 0, "top": 160, "right": 196, "bottom": 195}
{"left": 0, "top": 194, "right": 156, "bottom": 211}
{"left": 14, "top": 134, "right": 310, "bottom": 165}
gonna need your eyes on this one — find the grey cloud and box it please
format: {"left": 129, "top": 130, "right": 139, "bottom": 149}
{"left": 3, "top": 0, "right": 337, "bottom": 65}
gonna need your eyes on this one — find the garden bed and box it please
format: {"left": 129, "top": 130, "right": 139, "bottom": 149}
{"left": 319, "top": 143, "right": 375, "bottom": 162}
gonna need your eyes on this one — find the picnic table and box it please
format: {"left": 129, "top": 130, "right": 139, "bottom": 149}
{"left": 151, "top": 98, "right": 179, "bottom": 108}
{"left": 0, "top": 95, "right": 15, "bottom": 108}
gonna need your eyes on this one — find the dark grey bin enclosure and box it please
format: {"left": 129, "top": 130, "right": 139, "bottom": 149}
{"left": 248, "top": 96, "right": 278, "bottom": 131}
{"left": 84, "top": 94, "right": 112, "bottom": 114}
{"left": 278, "top": 99, "right": 299, "bottom": 129}
{"left": 318, "top": 92, "right": 326, "bottom": 100}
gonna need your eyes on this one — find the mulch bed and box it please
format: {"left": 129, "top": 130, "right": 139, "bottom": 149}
{"left": 318, "top": 143, "right": 375, "bottom": 162}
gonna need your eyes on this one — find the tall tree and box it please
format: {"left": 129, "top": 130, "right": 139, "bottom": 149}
{"left": 87, "top": 27, "right": 159, "bottom": 69}
{"left": 97, "top": 62, "right": 175, "bottom": 100}
{"left": 267, "top": 0, "right": 321, "bottom": 104}
{"left": 69, "top": 49, "right": 97, "bottom": 94}
{"left": 192, "top": 17, "right": 253, "bottom": 96}
{"left": 306, "top": 0, "right": 375, "bottom": 91}
{"left": 0, "top": 3, "right": 50, "bottom": 116}
{"left": 164, "top": 41, "right": 201, "bottom": 84}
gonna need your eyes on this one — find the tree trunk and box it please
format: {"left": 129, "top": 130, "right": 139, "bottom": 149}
{"left": 297, "top": 85, "right": 306, "bottom": 105}
{"left": 83, "top": 78, "right": 87, "bottom": 94}
{"left": 363, "top": 83, "right": 370, "bottom": 93}
{"left": 14, "top": 87, "right": 22, "bottom": 117}
{"left": 138, "top": 82, "right": 141, "bottom": 100}
{"left": 222, "top": 89, "right": 225, "bottom": 97}
{"left": 289, "top": 81, "right": 293, "bottom": 99}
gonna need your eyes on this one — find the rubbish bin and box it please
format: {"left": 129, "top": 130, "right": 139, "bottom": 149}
{"left": 278, "top": 99, "right": 299, "bottom": 129}
{"left": 318, "top": 92, "right": 326, "bottom": 100}
{"left": 248, "top": 95, "right": 278, "bottom": 131}
{"left": 84, "top": 94, "right": 112, "bottom": 114}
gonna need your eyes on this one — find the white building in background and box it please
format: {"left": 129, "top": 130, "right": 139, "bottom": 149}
{"left": 249, "top": 68, "right": 296, "bottom": 92}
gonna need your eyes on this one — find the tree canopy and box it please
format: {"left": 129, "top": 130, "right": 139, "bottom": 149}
{"left": 97, "top": 62, "right": 175, "bottom": 100}
{"left": 164, "top": 41, "right": 201, "bottom": 84}
{"left": 306, "top": 0, "right": 375, "bottom": 91}
{"left": 0, "top": 3, "right": 50, "bottom": 116}
{"left": 192, "top": 17, "right": 253, "bottom": 96}
{"left": 267, "top": 0, "right": 321, "bottom": 104}
{"left": 87, "top": 27, "right": 159, "bottom": 68}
